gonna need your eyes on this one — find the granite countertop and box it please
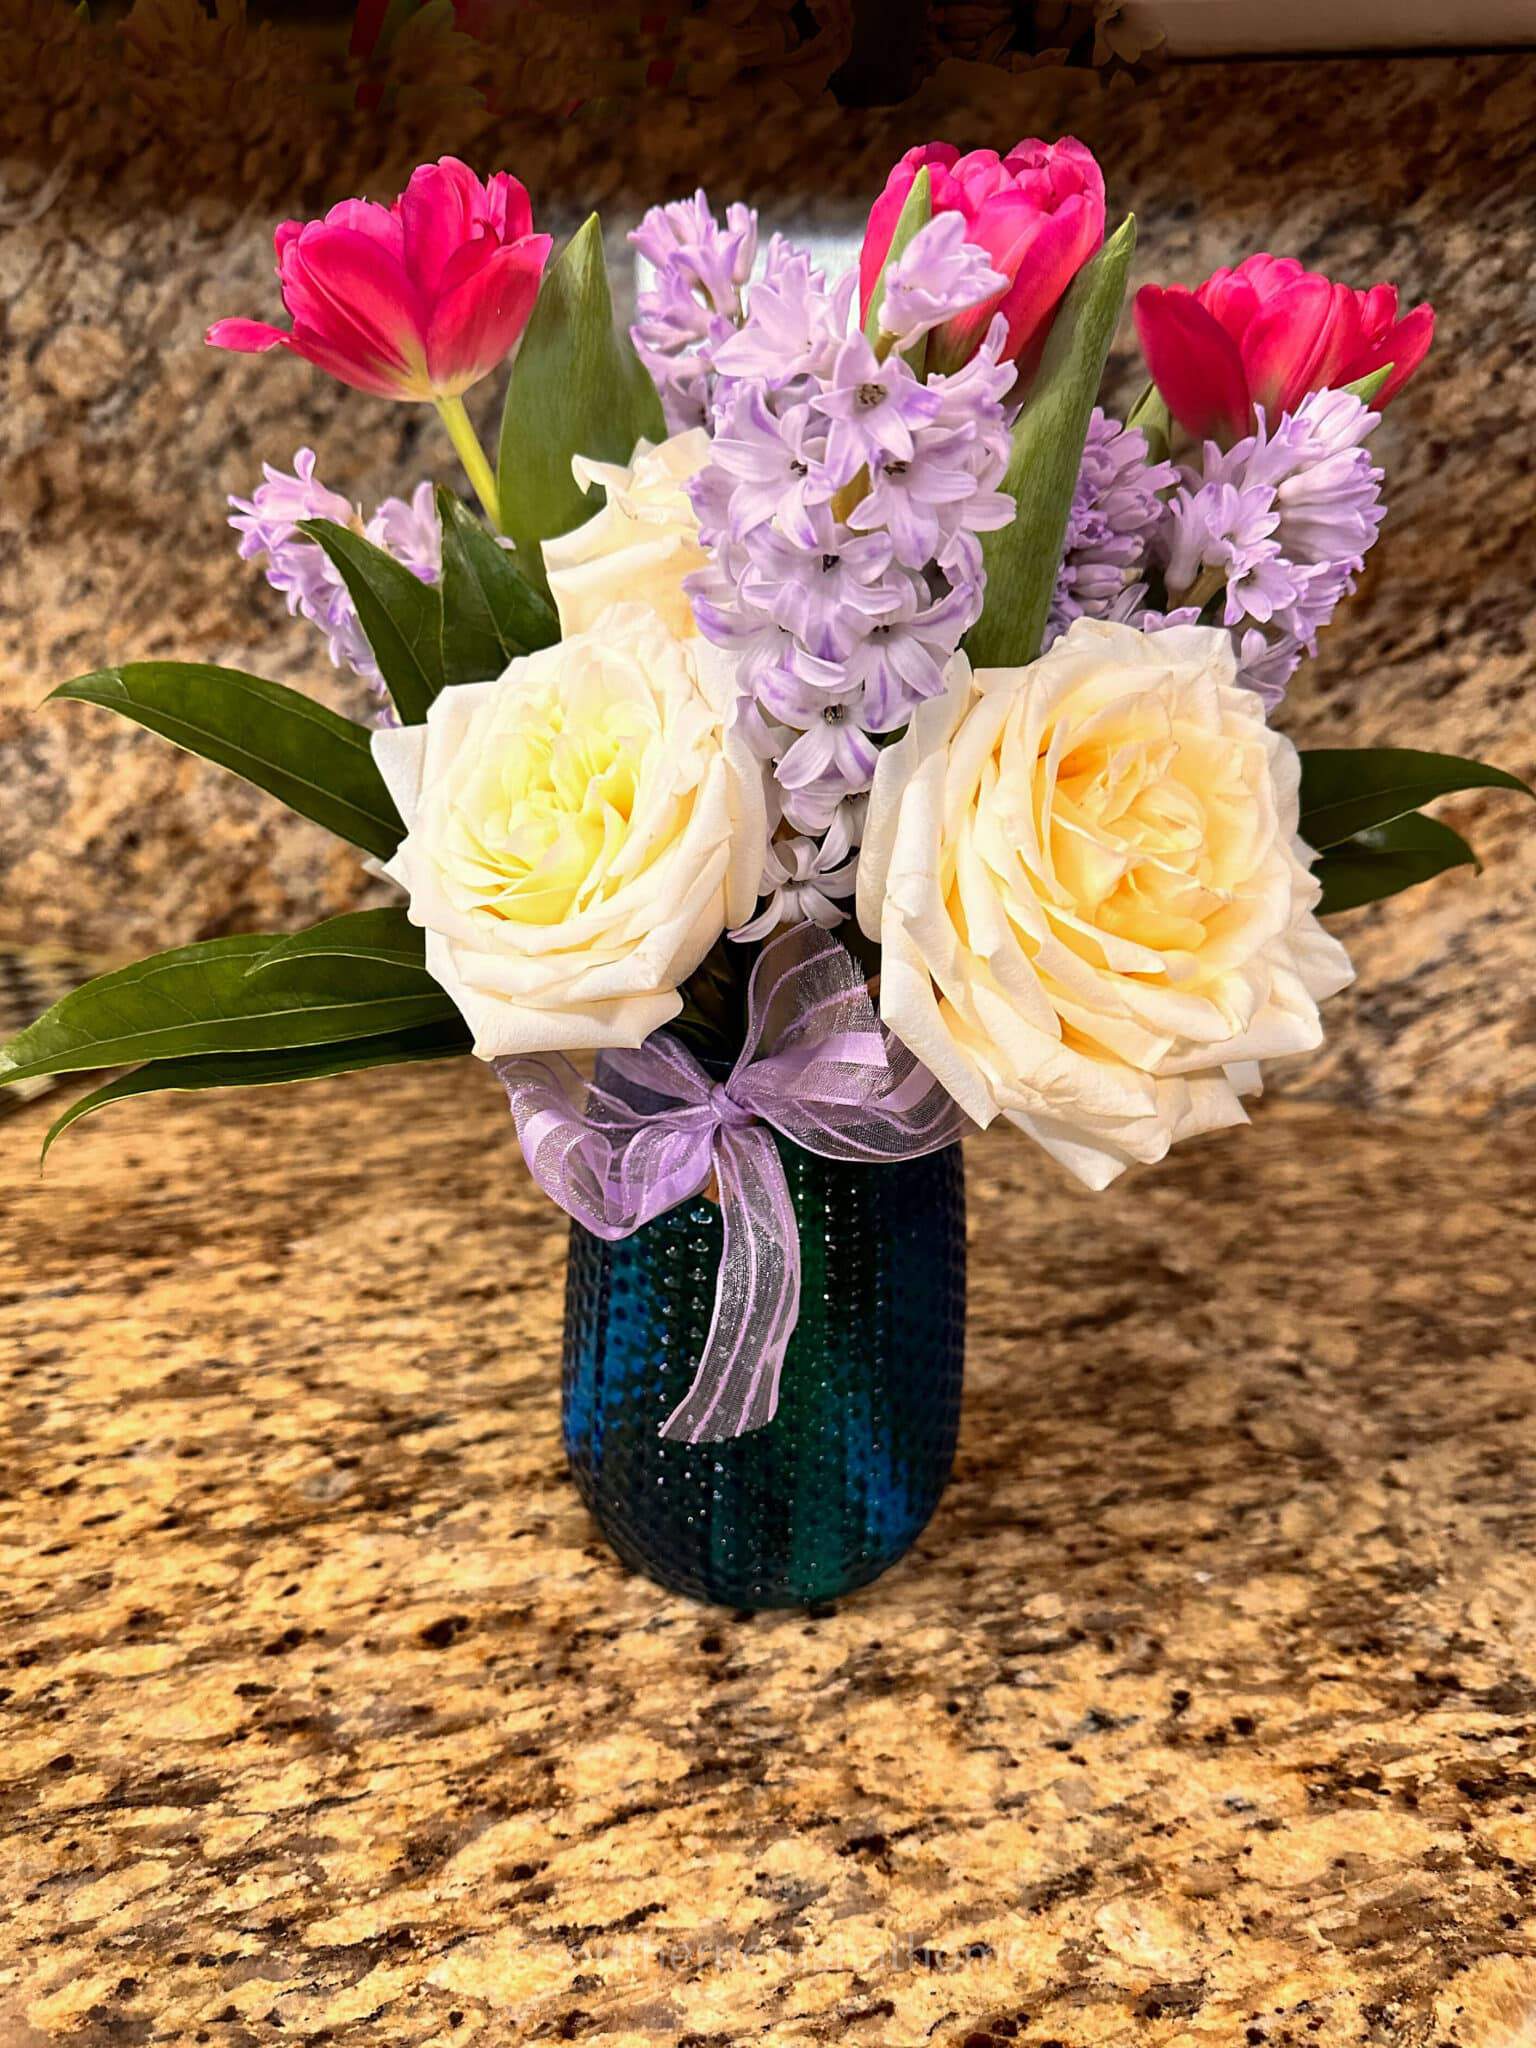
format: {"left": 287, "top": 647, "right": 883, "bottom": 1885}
{"left": 3, "top": 1066, "right": 1534, "bottom": 2045}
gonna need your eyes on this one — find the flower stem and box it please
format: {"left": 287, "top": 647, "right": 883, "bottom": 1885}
{"left": 434, "top": 395, "right": 502, "bottom": 528}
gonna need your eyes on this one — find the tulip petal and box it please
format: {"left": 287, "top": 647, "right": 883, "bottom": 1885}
{"left": 1311, "top": 281, "right": 1367, "bottom": 390}
{"left": 400, "top": 157, "right": 498, "bottom": 297}
{"left": 317, "top": 196, "right": 407, "bottom": 260}
{"left": 285, "top": 326, "right": 429, "bottom": 400}
{"left": 282, "top": 223, "right": 430, "bottom": 393}
{"left": 424, "top": 235, "right": 551, "bottom": 395}
{"left": 1240, "top": 274, "right": 1334, "bottom": 416}
{"left": 1133, "top": 285, "right": 1252, "bottom": 443}
{"left": 1374, "top": 303, "right": 1434, "bottom": 403}
{"left": 205, "top": 317, "right": 289, "bottom": 354}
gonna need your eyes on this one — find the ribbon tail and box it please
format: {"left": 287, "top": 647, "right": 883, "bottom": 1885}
{"left": 659, "top": 1126, "right": 801, "bottom": 1444}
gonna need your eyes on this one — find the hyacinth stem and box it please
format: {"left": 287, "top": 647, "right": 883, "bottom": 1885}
{"left": 434, "top": 395, "right": 502, "bottom": 529}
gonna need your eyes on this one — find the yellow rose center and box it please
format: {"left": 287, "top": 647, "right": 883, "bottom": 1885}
{"left": 433, "top": 683, "right": 677, "bottom": 927}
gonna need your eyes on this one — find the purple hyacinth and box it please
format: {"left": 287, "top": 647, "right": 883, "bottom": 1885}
{"left": 630, "top": 190, "right": 759, "bottom": 432}
{"left": 811, "top": 331, "right": 942, "bottom": 477}
{"left": 230, "top": 450, "right": 441, "bottom": 719}
{"left": 1159, "top": 387, "right": 1386, "bottom": 708}
{"left": 710, "top": 237, "right": 854, "bottom": 392}
{"left": 730, "top": 811, "right": 861, "bottom": 944}
{"left": 1044, "top": 410, "right": 1178, "bottom": 649}
{"left": 687, "top": 282, "right": 1015, "bottom": 937}
{"left": 876, "top": 212, "right": 1007, "bottom": 349}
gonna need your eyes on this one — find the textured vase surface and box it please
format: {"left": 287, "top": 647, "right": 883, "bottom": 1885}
{"left": 561, "top": 1140, "right": 966, "bottom": 1608}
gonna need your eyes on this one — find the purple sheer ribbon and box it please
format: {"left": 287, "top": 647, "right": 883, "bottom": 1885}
{"left": 496, "top": 923, "right": 969, "bottom": 1444}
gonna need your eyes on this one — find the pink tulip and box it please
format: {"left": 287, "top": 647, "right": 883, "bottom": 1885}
{"left": 207, "top": 158, "right": 552, "bottom": 402}
{"left": 859, "top": 138, "right": 1106, "bottom": 377}
{"left": 1134, "top": 254, "right": 1434, "bottom": 444}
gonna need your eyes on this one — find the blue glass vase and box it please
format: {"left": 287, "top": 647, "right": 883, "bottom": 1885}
{"left": 561, "top": 1139, "right": 966, "bottom": 1609}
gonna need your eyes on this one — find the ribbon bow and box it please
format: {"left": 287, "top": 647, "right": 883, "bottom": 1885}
{"left": 497, "top": 924, "right": 967, "bottom": 1443}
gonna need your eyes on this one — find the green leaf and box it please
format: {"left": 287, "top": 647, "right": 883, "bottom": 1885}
{"left": 1299, "top": 747, "right": 1533, "bottom": 850}
{"left": 42, "top": 1021, "right": 471, "bottom": 1159}
{"left": 496, "top": 213, "right": 666, "bottom": 564}
{"left": 1125, "top": 380, "right": 1173, "bottom": 465}
{"left": 1315, "top": 811, "right": 1479, "bottom": 917}
{"left": 246, "top": 906, "right": 430, "bottom": 980}
{"left": 1342, "top": 364, "right": 1392, "bottom": 406}
{"left": 299, "top": 518, "right": 444, "bottom": 724}
{"left": 436, "top": 488, "right": 558, "bottom": 687}
{"left": 50, "top": 662, "right": 403, "bottom": 859}
{"left": 966, "top": 215, "right": 1138, "bottom": 670}
{"left": 862, "top": 165, "right": 931, "bottom": 349}
{"left": 0, "top": 933, "right": 460, "bottom": 1087}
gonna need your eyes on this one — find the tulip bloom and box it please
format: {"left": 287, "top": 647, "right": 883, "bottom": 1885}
{"left": 1134, "top": 254, "right": 1434, "bottom": 445}
{"left": 207, "top": 158, "right": 552, "bottom": 404}
{"left": 859, "top": 138, "right": 1106, "bottom": 377}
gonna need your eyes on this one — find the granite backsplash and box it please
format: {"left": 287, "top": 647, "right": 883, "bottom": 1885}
{"left": 0, "top": 43, "right": 1532, "bottom": 1115}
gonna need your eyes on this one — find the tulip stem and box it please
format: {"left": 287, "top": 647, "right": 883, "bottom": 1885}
{"left": 434, "top": 395, "right": 502, "bottom": 530}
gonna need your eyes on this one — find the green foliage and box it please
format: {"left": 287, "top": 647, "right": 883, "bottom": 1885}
{"left": 862, "top": 166, "right": 931, "bottom": 353}
{"left": 43, "top": 1022, "right": 471, "bottom": 1159}
{"left": 436, "top": 488, "right": 558, "bottom": 687}
{"left": 1298, "top": 747, "right": 1533, "bottom": 850}
{"left": 245, "top": 907, "right": 430, "bottom": 980}
{"left": 1124, "top": 380, "right": 1172, "bottom": 464}
{"left": 496, "top": 214, "right": 666, "bottom": 567}
{"left": 50, "top": 662, "right": 402, "bottom": 858}
{"left": 1314, "top": 811, "right": 1479, "bottom": 916}
{"left": 300, "top": 518, "right": 445, "bottom": 723}
{"left": 1342, "top": 365, "right": 1392, "bottom": 406}
{"left": 0, "top": 931, "right": 460, "bottom": 1088}
{"left": 965, "top": 216, "right": 1138, "bottom": 670}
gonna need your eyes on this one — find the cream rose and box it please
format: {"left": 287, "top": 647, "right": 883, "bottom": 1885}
{"left": 857, "top": 617, "right": 1354, "bottom": 1189}
{"left": 541, "top": 429, "right": 711, "bottom": 641}
{"left": 372, "top": 602, "right": 765, "bottom": 1057}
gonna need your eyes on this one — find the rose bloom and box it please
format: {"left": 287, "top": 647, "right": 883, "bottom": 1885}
{"left": 857, "top": 619, "right": 1354, "bottom": 1189}
{"left": 542, "top": 430, "right": 711, "bottom": 641}
{"left": 372, "top": 602, "right": 766, "bottom": 1056}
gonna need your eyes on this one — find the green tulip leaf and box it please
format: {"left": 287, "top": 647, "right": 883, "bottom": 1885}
{"left": 1299, "top": 747, "right": 1533, "bottom": 850}
{"left": 42, "top": 1020, "right": 471, "bottom": 1160}
{"left": 496, "top": 213, "right": 666, "bottom": 568}
{"left": 1125, "top": 379, "right": 1173, "bottom": 465}
{"left": 1342, "top": 364, "right": 1392, "bottom": 406}
{"left": 863, "top": 165, "right": 931, "bottom": 351}
{"left": 0, "top": 933, "right": 460, "bottom": 1087}
{"left": 966, "top": 215, "right": 1137, "bottom": 671}
{"left": 436, "top": 488, "right": 559, "bottom": 687}
{"left": 300, "top": 518, "right": 444, "bottom": 724}
{"left": 49, "top": 662, "right": 402, "bottom": 858}
{"left": 1314, "top": 810, "right": 1480, "bottom": 917}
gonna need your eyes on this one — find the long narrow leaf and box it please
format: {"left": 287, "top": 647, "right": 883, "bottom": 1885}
{"left": 43, "top": 1021, "right": 472, "bottom": 1159}
{"left": 496, "top": 214, "right": 665, "bottom": 564}
{"left": 1315, "top": 810, "right": 1479, "bottom": 916}
{"left": 247, "top": 906, "right": 429, "bottom": 980}
{"left": 0, "top": 934, "right": 460, "bottom": 1086}
{"left": 437, "top": 488, "right": 558, "bottom": 686}
{"left": 1299, "top": 747, "right": 1533, "bottom": 850}
{"left": 300, "top": 519, "right": 444, "bottom": 723}
{"left": 50, "top": 663, "right": 402, "bottom": 858}
{"left": 966, "top": 216, "right": 1137, "bottom": 670}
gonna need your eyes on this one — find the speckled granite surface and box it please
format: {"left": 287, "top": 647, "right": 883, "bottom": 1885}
{"left": 1, "top": 49, "right": 1533, "bottom": 1114}
{"left": 3, "top": 1066, "right": 1535, "bottom": 2045}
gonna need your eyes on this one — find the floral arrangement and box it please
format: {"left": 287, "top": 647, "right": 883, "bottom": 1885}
{"left": 8, "top": 151, "right": 1529, "bottom": 1445}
